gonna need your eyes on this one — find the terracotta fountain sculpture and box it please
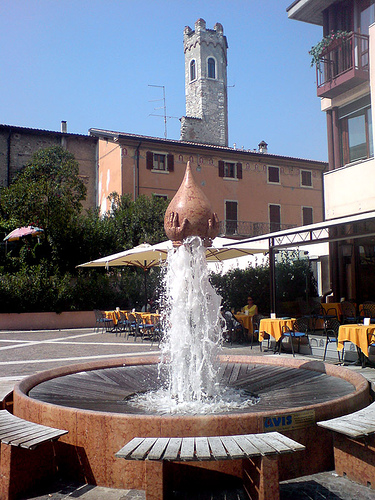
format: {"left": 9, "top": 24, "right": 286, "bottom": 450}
{"left": 164, "top": 161, "right": 219, "bottom": 246}
{"left": 11, "top": 162, "right": 370, "bottom": 498}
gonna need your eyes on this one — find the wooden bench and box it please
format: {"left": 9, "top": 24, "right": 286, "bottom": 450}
{"left": 0, "top": 410, "right": 68, "bottom": 499}
{"left": 317, "top": 401, "right": 375, "bottom": 490}
{"left": 116, "top": 432, "right": 305, "bottom": 500}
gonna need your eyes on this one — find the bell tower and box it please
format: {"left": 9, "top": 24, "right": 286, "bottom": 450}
{"left": 180, "top": 19, "right": 228, "bottom": 147}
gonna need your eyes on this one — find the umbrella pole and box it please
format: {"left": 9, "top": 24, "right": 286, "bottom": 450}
{"left": 144, "top": 262, "right": 148, "bottom": 311}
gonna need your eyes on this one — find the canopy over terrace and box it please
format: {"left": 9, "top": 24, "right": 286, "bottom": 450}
{"left": 224, "top": 210, "right": 375, "bottom": 314}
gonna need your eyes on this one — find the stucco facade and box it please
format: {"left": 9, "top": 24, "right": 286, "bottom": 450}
{"left": 0, "top": 124, "right": 98, "bottom": 211}
{"left": 91, "top": 129, "right": 327, "bottom": 239}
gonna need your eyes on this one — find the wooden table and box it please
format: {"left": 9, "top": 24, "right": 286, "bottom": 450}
{"left": 259, "top": 318, "right": 296, "bottom": 342}
{"left": 338, "top": 324, "right": 375, "bottom": 357}
{"left": 234, "top": 313, "right": 253, "bottom": 335}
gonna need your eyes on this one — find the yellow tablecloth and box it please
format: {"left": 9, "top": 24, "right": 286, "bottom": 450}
{"left": 259, "top": 318, "right": 296, "bottom": 342}
{"left": 234, "top": 314, "right": 253, "bottom": 335}
{"left": 104, "top": 311, "right": 160, "bottom": 326}
{"left": 338, "top": 324, "right": 375, "bottom": 357}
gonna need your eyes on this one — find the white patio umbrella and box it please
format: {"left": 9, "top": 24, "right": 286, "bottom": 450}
{"left": 77, "top": 237, "right": 267, "bottom": 270}
{"left": 77, "top": 237, "right": 268, "bottom": 309}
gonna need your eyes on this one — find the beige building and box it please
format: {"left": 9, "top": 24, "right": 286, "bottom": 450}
{"left": 90, "top": 128, "right": 327, "bottom": 239}
{"left": 0, "top": 123, "right": 98, "bottom": 211}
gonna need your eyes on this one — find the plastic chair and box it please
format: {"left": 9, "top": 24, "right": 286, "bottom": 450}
{"left": 280, "top": 317, "right": 311, "bottom": 357}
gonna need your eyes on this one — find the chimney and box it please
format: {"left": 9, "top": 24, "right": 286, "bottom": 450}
{"left": 61, "top": 121, "right": 67, "bottom": 133}
{"left": 258, "top": 140, "right": 268, "bottom": 153}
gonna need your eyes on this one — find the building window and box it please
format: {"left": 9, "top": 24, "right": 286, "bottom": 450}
{"left": 339, "top": 95, "right": 374, "bottom": 165}
{"left": 269, "top": 204, "right": 281, "bottom": 232}
{"left": 218, "top": 161, "right": 242, "bottom": 179}
{"left": 302, "top": 207, "right": 313, "bottom": 225}
{"left": 190, "top": 59, "right": 196, "bottom": 81}
{"left": 225, "top": 200, "right": 238, "bottom": 235}
{"left": 301, "top": 170, "right": 312, "bottom": 187}
{"left": 207, "top": 57, "right": 216, "bottom": 79}
{"left": 154, "top": 194, "right": 168, "bottom": 200}
{"left": 146, "top": 151, "right": 174, "bottom": 172}
{"left": 268, "top": 166, "right": 280, "bottom": 184}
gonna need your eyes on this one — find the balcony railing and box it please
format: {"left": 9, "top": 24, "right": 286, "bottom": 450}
{"left": 316, "top": 32, "right": 369, "bottom": 98}
{"left": 218, "top": 220, "right": 296, "bottom": 239}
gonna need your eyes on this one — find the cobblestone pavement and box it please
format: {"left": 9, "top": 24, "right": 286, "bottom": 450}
{"left": 1, "top": 328, "right": 374, "bottom": 500}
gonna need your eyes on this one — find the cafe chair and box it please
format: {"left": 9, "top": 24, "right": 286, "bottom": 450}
{"left": 362, "top": 303, "right": 375, "bottom": 323}
{"left": 94, "top": 309, "right": 114, "bottom": 334}
{"left": 116, "top": 311, "right": 130, "bottom": 336}
{"left": 323, "top": 318, "right": 341, "bottom": 363}
{"left": 223, "top": 311, "right": 245, "bottom": 344}
{"left": 125, "top": 313, "right": 138, "bottom": 341}
{"left": 280, "top": 317, "right": 311, "bottom": 357}
{"left": 252, "top": 314, "right": 265, "bottom": 350}
{"left": 341, "top": 301, "right": 359, "bottom": 324}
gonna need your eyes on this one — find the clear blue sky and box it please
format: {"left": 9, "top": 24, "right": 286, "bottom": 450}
{"left": 0, "top": 0, "right": 327, "bottom": 161}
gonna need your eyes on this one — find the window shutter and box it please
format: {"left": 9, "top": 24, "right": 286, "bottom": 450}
{"left": 236, "top": 163, "right": 242, "bottom": 179}
{"left": 146, "top": 151, "right": 153, "bottom": 170}
{"left": 167, "top": 154, "right": 174, "bottom": 172}
{"left": 218, "top": 160, "right": 224, "bottom": 177}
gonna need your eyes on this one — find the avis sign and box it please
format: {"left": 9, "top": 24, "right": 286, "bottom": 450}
{"left": 263, "top": 409, "right": 315, "bottom": 432}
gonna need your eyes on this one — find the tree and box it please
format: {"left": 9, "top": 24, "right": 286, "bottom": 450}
{"left": 0, "top": 146, "right": 86, "bottom": 238}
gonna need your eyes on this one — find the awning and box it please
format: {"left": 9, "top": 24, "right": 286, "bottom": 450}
{"left": 226, "top": 210, "right": 375, "bottom": 250}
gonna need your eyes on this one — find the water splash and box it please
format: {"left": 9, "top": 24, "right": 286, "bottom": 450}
{"left": 160, "top": 236, "right": 223, "bottom": 403}
{"left": 128, "top": 236, "right": 259, "bottom": 414}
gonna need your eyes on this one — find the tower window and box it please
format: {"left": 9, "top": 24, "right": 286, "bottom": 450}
{"left": 190, "top": 59, "right": 196, "bottom": 81}
{"left": 207, "top": 57, "right": 216, "bottom": 79}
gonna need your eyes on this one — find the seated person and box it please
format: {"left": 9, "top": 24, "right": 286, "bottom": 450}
{"left": 242, "top": 296, "right": 258, "bottom": 317}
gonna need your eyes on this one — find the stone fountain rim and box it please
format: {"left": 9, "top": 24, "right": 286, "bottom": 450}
{"left": 14, "top": 354, "right": 369, "bottom": 420}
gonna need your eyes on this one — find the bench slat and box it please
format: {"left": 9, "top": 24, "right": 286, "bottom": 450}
{"left": 232, "top": 435, "right": 262, "bottom": 457}
{"left": 147, "top": 437, "right": 170, "bottom": 460}
{"left": 116, "top": 437, "right": 145, "bottom": 459}
{"left": 318, "top": 420, "right": 372, "bottom": 438}
{"left": 207, "top": 436, "right": 228, "bottom": 460}
{"left": 179, "top": 437, "right": 195, "bottom": 461}
{"left": 130, "top": 437, "right": 157, "bottom": 460}
{"left": 163, "top": 437, "right": 182, "bottom": 461}
{"left": 116, "top": 432, "right": 305, "bottom": 462}
{"left": 243, "top": 434, "right": 277, "bottom": 455}
{"left": 195, "top": 437, "right": 211, "bottom": 460}
{"left": 12, "top": 429, "right": 68, "bottom": 449}
{"left": 267, "top": 432, "right": 305, "bottom": 452}
{"left": 220, "top": 436, "right": 246, "bottom": 459}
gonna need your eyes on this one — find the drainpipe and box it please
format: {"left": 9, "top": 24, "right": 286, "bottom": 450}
{"left": 134, "top": 142, "right": 141, "bottom": 201}
{"left": 6, "top": 127, "right": 11, "bottom": 187}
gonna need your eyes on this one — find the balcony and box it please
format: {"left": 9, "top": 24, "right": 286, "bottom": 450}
{"left": 316, "top": 33, "right": 369, "bottom": 99}
{"left": 218, "top": 221, "right": 296, "bottom": 239}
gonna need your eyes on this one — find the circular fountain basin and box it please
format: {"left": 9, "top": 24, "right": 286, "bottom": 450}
{"left": 13, "top": 354, "right": 369, "bottom": 490}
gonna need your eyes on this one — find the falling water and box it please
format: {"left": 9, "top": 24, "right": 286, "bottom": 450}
{"left": 160, "top": 236, "right": 222, "bottom": 403}
{"left": 128, "top": 236, "right": 259, "bottom": 414}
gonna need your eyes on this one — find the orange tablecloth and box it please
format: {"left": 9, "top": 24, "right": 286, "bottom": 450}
{"left": 104, "top": 311, "right": 160, "bottom": 326}
{"left": 338, "top": 324, "right": 375, "bottom": 357}
{"left": 235, "top": 314, "right": 253, "bottom": 335}
{"left": 259, "top": 318, "right": 296, "bottom": 342}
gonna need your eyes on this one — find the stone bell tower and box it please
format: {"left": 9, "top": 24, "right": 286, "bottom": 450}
{"left": 180, "top": 19, "right": 228, "bottom": 147}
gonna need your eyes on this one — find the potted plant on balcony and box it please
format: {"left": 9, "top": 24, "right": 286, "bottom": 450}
{"left": 309, "top": 30, "right": 352, "bottom": 66}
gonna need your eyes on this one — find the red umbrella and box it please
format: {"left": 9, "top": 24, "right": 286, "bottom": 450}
{"left": 3, "top": 226, "right": 44, "bottom": 242}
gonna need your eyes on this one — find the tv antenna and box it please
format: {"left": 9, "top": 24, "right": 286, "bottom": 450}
{"left": 148, "top": 84, "right": 178, "bottom": 139}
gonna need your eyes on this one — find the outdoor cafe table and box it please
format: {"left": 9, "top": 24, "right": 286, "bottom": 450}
{"left": 338, "top": 324, "right": 375, "bottom": 357}
{"left": 234, "top": 313, "right": 254, "bottom": 335}
{"left": 258, "top": 318, "right": 296, "bottom": 343}
{"left": 104, "top": 311, "right": 160, "bottom": 326}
